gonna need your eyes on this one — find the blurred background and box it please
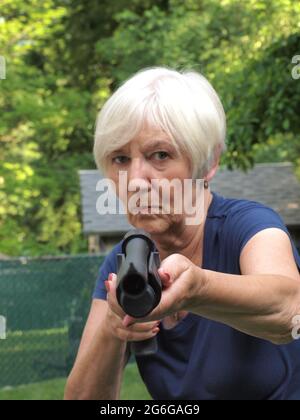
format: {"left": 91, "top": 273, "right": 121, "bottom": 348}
{"left": 0, "top": 0, "right": 299, "bottom": 399}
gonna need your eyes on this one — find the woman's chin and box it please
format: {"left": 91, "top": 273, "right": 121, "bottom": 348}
{"left": 128, "top": 214, "right": 170, "bottom": 234}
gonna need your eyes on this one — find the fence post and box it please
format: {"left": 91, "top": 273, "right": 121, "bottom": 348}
{"left": 0, "top": 316, "right": 6, "bottom": 339}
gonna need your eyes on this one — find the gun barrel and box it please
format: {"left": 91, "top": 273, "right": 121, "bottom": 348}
{"left": 116, "top": 229, "right": 161, "bottom": 318}
{"left": 116, "top": 229, "right": 162, "bottom": 356}
{"left": 119, "top": 237, "right": 150, "bottom": 296}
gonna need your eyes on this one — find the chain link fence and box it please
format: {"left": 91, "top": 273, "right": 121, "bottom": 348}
{"left": 0, "top": 249, "right": 299, "bottom": 389}
{"left": 0, "top": 254, "right": 104, "bottom": 388}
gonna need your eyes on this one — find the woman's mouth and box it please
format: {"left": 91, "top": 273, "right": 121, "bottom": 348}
{"left": 131, "top": 206, "right": 162, "bottom": 214}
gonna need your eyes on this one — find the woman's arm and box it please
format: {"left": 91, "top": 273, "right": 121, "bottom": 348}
{"left": 194, "top": 270, "right": 300, "bottom": 344}
{"left": 194, "top": 228, "right": 300, "bottom": 344}
{"left": 64, "top": 294, "right": 160, "bottom": 400}
{"left": 64, "top": 299, "right": 127, "bottom": 400}
{"left": 119, "top": 228, "right": 300, "bottom": 345}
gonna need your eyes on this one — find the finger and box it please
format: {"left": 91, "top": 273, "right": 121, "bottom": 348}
{"left": 107, "top": 273, "right": 126, "bottom": 318}
{"left": 106, "top": 273, "right": 117, "bottom": 298}
{"left": 123, "top": 315, "right": 161, "bottom": 328}
{"left": 123, "top": 305, "right": 166, "bottom": 326}
{"left": 158, "top": 268, "right": 172, "bottom": 288}
{"left": 117, "top": 327, "right": 160, "bottom": 342}
{"left": 127, "top": 321, "right": 160, "bottom": 333}
{"left": 104, "top": 272, "right": 115, "bottom": 293}
{"left": 123, "top": 315, "right": 137, "bottom": 328}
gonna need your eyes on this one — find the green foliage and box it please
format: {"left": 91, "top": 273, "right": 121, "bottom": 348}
{"left": 0, "top": 0, "right": 299, "bottom": 256}
{"left": 0, "top": 0, "right": 94, "bottom": 255}
{"left": 94, "top": 0, "right": 300, "bottom": 170}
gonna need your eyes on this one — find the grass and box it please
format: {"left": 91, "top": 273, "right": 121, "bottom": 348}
{"left": 0, "top": 328, "right": 68, "bottom": 387}
{"left": 121, "top": 362, "right": 151, "bottom": 400}
{"left": 0, "top": 362, "right": 151, "bottom": 400}
{"left": 0, "top": 378, "right": 66, "bottom": 401}
{"left": 0, "top": 326, "right": 151, "bottom": 399}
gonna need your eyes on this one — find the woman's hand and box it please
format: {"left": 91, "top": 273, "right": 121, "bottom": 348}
{"left": 105, "top": 254, "right": 207, "bottom": 328}
{"left": 104, "top": 276, "right": 161, "bottom": 342}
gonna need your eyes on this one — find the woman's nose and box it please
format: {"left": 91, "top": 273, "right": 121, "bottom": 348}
{"left": 128, "top": 157, "right": 153, "bottom": 185}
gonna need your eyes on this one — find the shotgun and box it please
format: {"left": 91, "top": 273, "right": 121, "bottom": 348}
{"left": 116, "top": 229, "right": 162, "bottom": 356}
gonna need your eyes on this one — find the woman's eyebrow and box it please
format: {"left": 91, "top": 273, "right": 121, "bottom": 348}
{"left": 143, "top": 140, "right": 174, "bottom": 151}
{"left": 111, "top": 147, "right": 128, "bottom": 155}
{"left": 111, "top": 140, "right": 175, "bottom": 155}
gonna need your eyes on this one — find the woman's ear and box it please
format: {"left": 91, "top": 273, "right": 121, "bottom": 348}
{"left": 205, "top": 144, "right": 221, "bottom": 182}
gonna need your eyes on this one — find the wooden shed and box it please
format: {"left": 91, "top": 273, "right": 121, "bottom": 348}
{"left": 79, "top": 162, "right": 300, "bottom": 253}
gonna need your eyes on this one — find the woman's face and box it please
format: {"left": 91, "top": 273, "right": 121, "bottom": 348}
{"left": 105, "top": 125, "right": 194, "bottom": 234}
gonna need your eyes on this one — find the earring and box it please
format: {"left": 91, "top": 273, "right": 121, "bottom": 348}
{"left": 204, "top": 180, "right": 209, "bottom": 189}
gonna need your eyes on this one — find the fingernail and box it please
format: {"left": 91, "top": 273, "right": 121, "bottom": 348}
{"left": 104, "top": 280, "right": 110, "bottom": 292}
{"left": 152, "top": 327, "right": 160, "bottom": 334}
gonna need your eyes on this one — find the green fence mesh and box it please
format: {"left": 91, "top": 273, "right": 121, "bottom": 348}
{"left": 0, "top": 249, "right": 299, "bottom": 389}
{"left": 0, "top": 254, "right": 104, "bottom": 388}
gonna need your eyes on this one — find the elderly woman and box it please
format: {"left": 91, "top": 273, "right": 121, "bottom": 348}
{"left": 65, "top": 67, "right": 300, "bottom": 400}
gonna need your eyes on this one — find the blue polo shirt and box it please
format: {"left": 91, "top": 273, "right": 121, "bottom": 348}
{"left": 93, "top": 191, "right": 300, "bottom": 400}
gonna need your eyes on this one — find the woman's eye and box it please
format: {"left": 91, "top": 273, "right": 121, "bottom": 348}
{"left": 112, "top": 156, "right": 130, "bottom": 164}
{"left": 152, "top": 151, "right": 170, "bottom": 161}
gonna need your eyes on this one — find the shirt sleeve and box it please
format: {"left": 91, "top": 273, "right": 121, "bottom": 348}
{"left": 92, "top": 242, "right": 123, "bottom": 300}
{"left": 227, "top": 202, "right": 300, "bottom": 273}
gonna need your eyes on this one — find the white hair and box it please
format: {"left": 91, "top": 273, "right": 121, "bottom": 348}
{"left": 94, "top": 66, "right": 227, "bottom": 179}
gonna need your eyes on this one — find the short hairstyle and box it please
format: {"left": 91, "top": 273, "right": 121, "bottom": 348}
{"left": 94, "top": 66, "right": 227, "bottom": 178}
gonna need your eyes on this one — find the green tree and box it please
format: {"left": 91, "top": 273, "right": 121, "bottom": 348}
{"left": 1, "top": 0, "right": 299, "bottom": 256}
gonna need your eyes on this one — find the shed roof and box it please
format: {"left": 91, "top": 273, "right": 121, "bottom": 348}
{"left": 79, "top": 162, "right": 300, "bottom": 235}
